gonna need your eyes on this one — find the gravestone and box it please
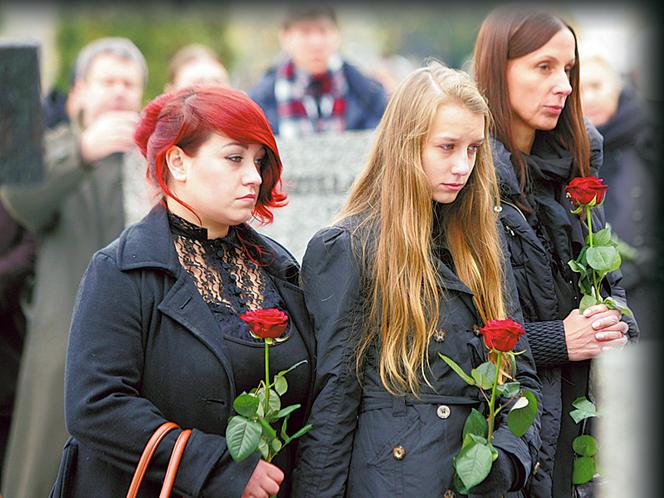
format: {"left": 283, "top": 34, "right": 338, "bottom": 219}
{"left": 255, "top": 129, "right": 375, "bottom": 262}
{"left": 0, "top": 42, "right": 44, "bottom": 184}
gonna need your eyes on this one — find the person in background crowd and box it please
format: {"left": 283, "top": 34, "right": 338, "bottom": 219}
{"left": 292, "top": 61, "right": 541, "bottom": 498}
{"left": 473, "top": 7, "right": 638, "bottom": 497}
{"left": 249, "top": 5, "right": 387, "bottom": 137}
{"left": 580, "top": 53, "right": 657, "bottom": 340}
{"left": 0, "top": 200, "right": 35, "bottom": 491}
{"left": 165, "top": 43, "right": 231, "bottom": 91}
{"left": 0, "top": 37, "right": 154, "bottom": 498}
{"left": 367, "top": 53, "right": 418, "bottom": 97}
{"left": 50, "top": 86, "right": 314, "bottom": 498}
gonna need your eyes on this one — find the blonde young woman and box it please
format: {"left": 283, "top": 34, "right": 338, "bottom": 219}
{"left": 291, "top": 62, "right": 542, "bottom": 498}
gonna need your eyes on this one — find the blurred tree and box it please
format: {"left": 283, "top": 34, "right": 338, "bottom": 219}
{"left": 53, "top": 1, "right": 234, "bottom": 101}
{"left": 373, "top": 5, "right": 490, "bottom": 70}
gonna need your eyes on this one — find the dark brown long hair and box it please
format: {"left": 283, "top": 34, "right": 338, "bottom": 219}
{"left": 472, "top": 7, "right": 590, "bottom": 192}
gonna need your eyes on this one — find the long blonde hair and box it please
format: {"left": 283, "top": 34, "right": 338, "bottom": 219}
{"left": 338, "top": 61, "right": 507, "bottom": 395}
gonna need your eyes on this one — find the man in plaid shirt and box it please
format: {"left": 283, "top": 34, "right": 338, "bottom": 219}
{"left": 249, "top": 6, "right": 387, "bottom": 138}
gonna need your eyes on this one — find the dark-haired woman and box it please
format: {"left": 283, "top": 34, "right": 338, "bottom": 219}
{"left": 50, "top": 86, "right": 314, "bottom": 498}
{"left": 472, "top": 7, "right": 639, "bottom": 497}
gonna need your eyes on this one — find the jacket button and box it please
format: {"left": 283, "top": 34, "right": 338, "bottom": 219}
{"left": 472, "top": 324, "right": 481, "bottom": 336}
{"left": 392, "top": 445, "right": 406, "bottom": 460}
{"left": 436, "top": 405, "right": 451, "bottom": 419}
{"left": 443, "top": 490, "right": 456, "bottom": 498}
{"left": 433, "top": 328, "right": 446, "bottom": 342}
{"left": 533, "top": 461, "right": 541, "bottom": 475}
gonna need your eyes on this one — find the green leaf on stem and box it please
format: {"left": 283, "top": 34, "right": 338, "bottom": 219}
{"left": 568, "top": 259, "right": 588, "bottom": 279}
{"left": 439, "top": 353, "right": 476, "bottom": 386}
{"left": 489, "top": 443, "right": 498, "bottom": 462}
{"left": 226, "top": 416, "right": 262, "bottom": 462}
{"left": 573, "top": 435, "right": 598, "bottom": 457}
{"left": 256, "top": 388, "right": 281, "bottom": 418}
{"left": 507, "top": 389, "right": 538, "bottom": 437}
{"left": 280, "top": 413, "right": 292, "bottom": 442}
{"left": 258, "top": 438, "right": 270, "bottom": 459}
{"left": 463, "top": 432, "right": 488, "bottom": 448}
{"left": 496, "top": 382, "right": 520, "bottom": 398}
{"left": 591, "top": 227, "right": 612, "bottom": 247}
{"left": 274, "top": 375, "right": 288, "bottom": 396}
{"left": 586, "top": 246, "right": 621, "bottom": 273}
{"left": 277, "top": 359, "right": 308, "bottom": 377}
{"left": 276, "top": 404, "right": 301, "bottom": 420}
{"left": 573, "top": 456, "right": 596, "bottom": 484}
{"left": 454, "top": 440, "right": 493, "bottom": 489}
{"left": 462, "top": 408, "right": 488, "bottom": 442}
{"left": 233, "top": 393, "right": 260, "bottom": 418}
{"left": 471, "top": 361, "right": 497, "bottom": 390}
{"left": 452, "top": 472, "right": 471, "bottom": 495}
{"left": 271, "top": 438, "right": 283, "bottom": 453}
{"left": 287, "top": 423, "right": 313, "bottom": 443}
{"left": 579, "top": 293, "right": 599, "bottom": 312}
{"left": 603, "top": 296, "right": 633, "bottom": 317}
{"left": 570, "top": 397, "right": 598, "bottom": 424}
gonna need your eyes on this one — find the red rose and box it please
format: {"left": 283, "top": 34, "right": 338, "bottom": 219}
{"left": 480, "top": 319, "right": 525, "bottom": 352}
{"left": 240, "top": 308, "right": 289, "bottom": 339}
{"left": 565, "top": 176, "right": 608, "bottom": 207}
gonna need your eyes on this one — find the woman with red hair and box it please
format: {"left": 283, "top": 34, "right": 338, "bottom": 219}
{"left": 51, "top": 87, "right": 314, "bottom": 498}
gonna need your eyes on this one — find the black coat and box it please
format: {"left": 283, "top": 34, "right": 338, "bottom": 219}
{"left": 51, "top": 205, "right": 315, "bottom": 498}
{"left": 493, "top": 126, "right": 639, "bottom": 497}
{"left": 292, "top": 220, "right": 542, "bottom": 498}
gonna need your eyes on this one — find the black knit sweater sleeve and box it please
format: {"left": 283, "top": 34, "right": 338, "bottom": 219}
{"left": 524, "top": 320, "right": 569, "bottom": 366}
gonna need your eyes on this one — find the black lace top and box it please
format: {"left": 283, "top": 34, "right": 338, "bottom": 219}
{"left": 168, "top": 212, "right": 289, "bottom": 342}
{"left": 168, "top": 213, "right": 311, "bottom": 493}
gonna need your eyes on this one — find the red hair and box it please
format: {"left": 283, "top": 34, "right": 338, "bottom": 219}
{"left": 134, "top": 86, "right": 287, "bottom": 225}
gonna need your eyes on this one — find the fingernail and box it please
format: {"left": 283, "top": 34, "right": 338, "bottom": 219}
{"left": 583, "top": 309, "right": 592, "bottom": 317}
{"left": 596, "top": 333, "right": 605, "bottom": 340}
{"left": 592, "top": 321, "right": 600, "bottom": 329}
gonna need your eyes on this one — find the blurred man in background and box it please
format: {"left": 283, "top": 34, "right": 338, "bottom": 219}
{"left": 165, "top": 43, "right": 230, "bottom": 91}
{"left": 249, "top": 5, "right": 387, "bottom": 137}
{"left": 0, "top": 37, "right": 154, "bottom": 498}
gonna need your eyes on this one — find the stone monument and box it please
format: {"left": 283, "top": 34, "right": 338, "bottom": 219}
{"left": 0, "top": 42, "right": 44, "bottom": 184}
{"left": 255, "top": 129, "right": 375, "bottom": 262}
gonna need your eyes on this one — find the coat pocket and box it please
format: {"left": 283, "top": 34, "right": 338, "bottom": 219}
{"left": 348, "top": 406, "right": 422, "bottom": 498}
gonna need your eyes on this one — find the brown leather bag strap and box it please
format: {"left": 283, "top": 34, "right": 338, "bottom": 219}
{"left": 159, "top": 429, "right": 193, "bottom": 498}
{"left": 126, "top": 421, "right": 179, "bottom": 498}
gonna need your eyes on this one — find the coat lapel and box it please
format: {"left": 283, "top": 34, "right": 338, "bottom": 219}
{"left": 434, "top": 257, "right": 483, "bottom": 324}
{"left": 271, "top": 278, "right": 315, "bottom": 365}
{"left": 157, "top": 268, "right": 237, "bottom": 397}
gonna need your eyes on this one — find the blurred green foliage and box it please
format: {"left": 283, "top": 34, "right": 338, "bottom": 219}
{"left": 53, "top": 2, "right": 234, "bottom": 101}
{"left": 374, "top": 7, "right": 489, "bottom": 69}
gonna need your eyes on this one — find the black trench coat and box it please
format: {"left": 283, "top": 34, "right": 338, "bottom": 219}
{"left": 292, "top": 221, "right": 542, "bottom": 498}
{"left": 50, "top": 205, "right": 315, "bottom": 498}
